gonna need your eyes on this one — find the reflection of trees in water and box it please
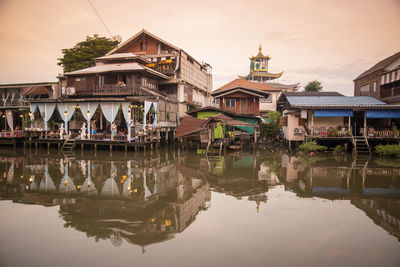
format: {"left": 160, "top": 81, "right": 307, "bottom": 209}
{"left": 68, "top": 161, "right": 86, "bottom": 192}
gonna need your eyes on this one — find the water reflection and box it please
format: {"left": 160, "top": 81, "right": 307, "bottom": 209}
{"left": 281, "top": 154, "right": 400, "bottom": 240}
{"left": 0, "top": 148, "right": 400, "bottom": 249}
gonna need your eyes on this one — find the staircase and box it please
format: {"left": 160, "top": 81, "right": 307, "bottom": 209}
{"left": 350, "top": 154, "right": 370, "bottom": 182}
{"left": 206, "top": 140, "right": 224, "bottom": 156}
{"left": 61, "top": 139, "right": 76, "bottom": 152}
{"left": 352, "top": 135, "right": 371, "bottom": 155}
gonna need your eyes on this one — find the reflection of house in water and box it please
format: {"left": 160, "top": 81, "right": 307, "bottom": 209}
{"left": 351, "top": 198, "right": 400, "bottom": 241}
{"left": 0, "top": 153, "right": 211, "bottom": 250}
{"left": 183, "top": 152, "right": 281, "bottom": 212}
{"left": 280, "top": 153, "right": 400, "bottom": 240}
{"left": 281, "top": 155, "right": 400, "bottom": 199}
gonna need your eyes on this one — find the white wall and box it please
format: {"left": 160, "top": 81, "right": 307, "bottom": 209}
{"left": 260, "top": 91, "right": 281, "bottom": 112}
{"left": 312, "top": 117, "right": 344, "bottom": 129}
{"left": 282, "top": 111, "right": 305, "bottom": 141}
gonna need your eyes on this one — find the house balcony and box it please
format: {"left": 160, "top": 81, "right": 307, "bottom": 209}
{"left": 380, "top": 86, "right": 400, "bottom": 103}
{"left": 0, "top": 99, "right": 30, "bottom": 108}
{"left": 93, "top": 84, "right": 140, "bottom": 96}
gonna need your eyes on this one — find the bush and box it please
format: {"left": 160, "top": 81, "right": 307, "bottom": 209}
{"left": 374, "top": 144, "right": 400, "bottom": 157}
{"left": 333, "top": 145, "right": 344, "bottom": 154}
{"left": 298, "top": 141, "right": 327, "bottom": 153}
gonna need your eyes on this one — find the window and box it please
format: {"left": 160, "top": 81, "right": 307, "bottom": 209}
{"left": 140, "top": 41, "right": 147, "bottom": 51}
{"left": 373, "top": 81, "right": 377, "bottom": 92}
{"left": 260, "top": 95, "right": 272, "bottom": 103}
{"left": 359, "top": 84, "right": 369, "bottom": 96}
{"left": 225, "top": 99, "right": 236, "bottom": 108}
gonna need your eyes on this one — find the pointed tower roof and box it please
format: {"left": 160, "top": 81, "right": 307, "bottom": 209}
{"left": 250, "top": 44, "right": 271, "bottom": 60}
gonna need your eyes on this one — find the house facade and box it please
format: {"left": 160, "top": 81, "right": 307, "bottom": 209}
{"left": 354, "top": 52, "right": 400, "bottom": 104}
{"left": 103, "top": 29, "right": 213, "bottom": 117}
{"left": 0, "top": 82, "right": 56, "bottom": 133}
{"left": 211, "top": 78, "right": 280, "bottom": 116}
{"left": 277, "top": 92, "right": 400, "bottom": 142}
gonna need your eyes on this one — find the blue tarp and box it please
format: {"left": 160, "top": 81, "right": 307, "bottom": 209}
{"left": 366, "top": 110, "right": 400, "bottom": 118}
{"left": 314, "top": 109, "right": 353, "bottom": 117}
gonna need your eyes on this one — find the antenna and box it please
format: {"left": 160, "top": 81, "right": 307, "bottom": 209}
{"left": 88, "top": 0, "right": 113, "bottom": 38}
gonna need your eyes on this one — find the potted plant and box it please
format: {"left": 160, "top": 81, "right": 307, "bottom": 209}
{"left": 392, "top": 125, "right": 399, "bottom": 137}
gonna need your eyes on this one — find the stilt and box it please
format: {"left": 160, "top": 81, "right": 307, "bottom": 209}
{"left": 94, "top": 144, "right": 97, "bottom": 154}
{"left": 110, "top": 145, "right": 112, "bottom": 156}
{"left": 81, "top": 143, "right": 84, "bottom": 153}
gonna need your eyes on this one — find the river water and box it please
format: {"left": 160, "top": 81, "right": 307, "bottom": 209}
{"left": 0, "top": 147, "right": 399, "bottom": 267}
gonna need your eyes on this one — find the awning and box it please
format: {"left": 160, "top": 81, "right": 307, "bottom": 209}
{"left": 366, "top": 110, "right": 400, "bottom": 118}
{"left": 314, "top": 109, "right": 353, "bottom": 117}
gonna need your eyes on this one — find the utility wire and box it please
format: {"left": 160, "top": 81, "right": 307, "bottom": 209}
{"left": 88, "top": 0, "right": 113, "bottom": 38}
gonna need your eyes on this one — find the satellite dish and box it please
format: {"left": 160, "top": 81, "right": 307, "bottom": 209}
{"left": 112, "top": 35, "right": 122, "bottom": 43}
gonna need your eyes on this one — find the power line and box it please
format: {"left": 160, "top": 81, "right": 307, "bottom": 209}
{"left": 87, "top": 0, "right": 113, "bottom": 38}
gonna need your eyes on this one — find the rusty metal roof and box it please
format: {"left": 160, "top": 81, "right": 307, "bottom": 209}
{"left": 174, "top": 116, "right": 205, "bottom": 138}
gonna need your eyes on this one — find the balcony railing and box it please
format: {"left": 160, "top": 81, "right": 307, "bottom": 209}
{"left": 0, "top": 99, "right": 30, "bottom": 107}
{"left": 94, "top": 84, "right": 137, "bottom": 95}
{"left": 380, "top": 86, "right": 400, "bottom": 99}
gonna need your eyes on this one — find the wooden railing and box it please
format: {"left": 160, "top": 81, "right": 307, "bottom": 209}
{"left": 380, "top": 86, "right": 400, "bottom": 99}
{"left": 1, "top": 99, "right": 29, "bottom": 107}
{"left": 94, "top": 84, "right": 136, "bottom": 95}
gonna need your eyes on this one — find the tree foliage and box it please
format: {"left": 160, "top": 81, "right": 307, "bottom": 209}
{"left": 262, "top": 111, "right": 281, "bottom": 137}
{"left": 304, "top": 80, "right": 323, "bottom": 92}
{"left": 57, "top": 35, "right": 120, "bottom": 72}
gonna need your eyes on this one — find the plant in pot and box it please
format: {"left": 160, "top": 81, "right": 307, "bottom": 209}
{"left": 392, "top": 125, "right": 399, "bottom": 137}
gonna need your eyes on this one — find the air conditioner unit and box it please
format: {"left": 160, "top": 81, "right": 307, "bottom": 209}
{"left": 65, "top": 87, "right": 75, "bottom": 95}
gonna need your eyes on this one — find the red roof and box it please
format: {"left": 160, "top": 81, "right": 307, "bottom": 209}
{"left": 213, "top": 78, "right": 281, "bottom": 93}
{"left": 174, "top": 116, "right": 205, "bottom": 138}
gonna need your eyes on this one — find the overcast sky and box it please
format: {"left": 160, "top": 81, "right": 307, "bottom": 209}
{"left": 0, "top": 0, "right": 399, "bottom": 95}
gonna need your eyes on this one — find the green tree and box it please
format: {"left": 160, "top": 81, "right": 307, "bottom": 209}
{"left": 263, "top": 111, "right": 281, "bottom": 138}
{"left": 57, "top": 35, "right": 119, "bottom": 72}
{"left": 304, "top": 80, "right": 323, "bottom": 92}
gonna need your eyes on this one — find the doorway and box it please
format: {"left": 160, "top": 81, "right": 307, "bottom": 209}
{"left": 352, "top": 111, "right": 364, "bottom": 136}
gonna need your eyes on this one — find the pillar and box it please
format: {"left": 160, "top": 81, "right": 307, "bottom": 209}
{"left": 363, "top": 110, "right": 367, "bottom": 136}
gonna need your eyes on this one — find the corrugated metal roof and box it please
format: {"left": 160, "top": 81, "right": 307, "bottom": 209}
{"left": 174, "top": 116, "right": 205, "bottom": 138}
{"left": 64, "top": 63, "right": 170, "bottom": 80}
{"left": 286, "top": 96, "right": 400, "bottom": 108}
{"left": 96, "top": 53, "right": 139, "bottom": 60}
{"left": 65, "top": 63, "right": 144, "bottom": 75}
{"left": 284, "top": 91, "right": 343, "bottom": 96}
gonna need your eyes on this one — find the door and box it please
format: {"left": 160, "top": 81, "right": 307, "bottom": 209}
{"left": 352, "top": 111, "right": 364, "bottom": 136}
{"left": 240, "top": 98, "right": 247, "bottom": 114}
